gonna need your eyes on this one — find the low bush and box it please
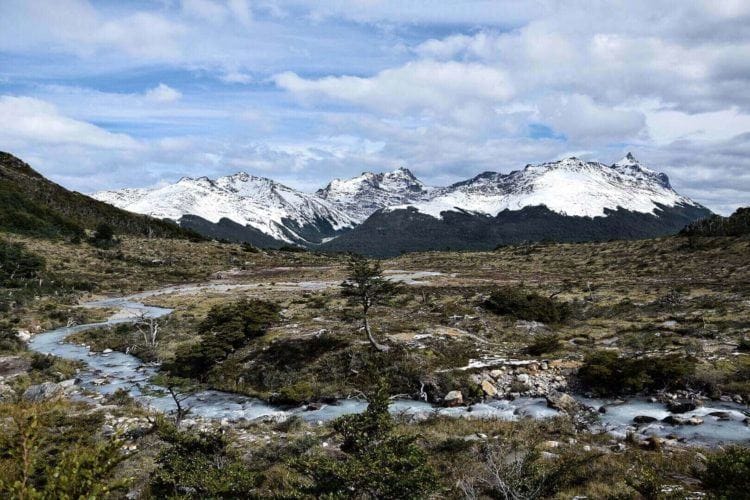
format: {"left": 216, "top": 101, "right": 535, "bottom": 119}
{"left": 525, "top": 333, "right": 562, "bottom": 356}
{"left": 294, "top": 384, "right": 438, "bottom": 498}
{"left": 148, "top": 420, "right": 258, "bottom": 497}
{"left": 699, "top": 446, "right": 750, "bottom": 499}
{"left": 484, "top": 286, "right": 570, "bottom": 324}
{"left": 578, "top": 350, "right": 696, "bottom": 396}
{"left": 164, "top": 299, "right": 280, "bottom": 380}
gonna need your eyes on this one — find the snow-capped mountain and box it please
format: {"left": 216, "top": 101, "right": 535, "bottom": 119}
{"left": 94, "top": 153, "right": 711, "bottom": 254}
{"left": 316, "top": 166, "right": 432, "bottom": 223}
{"left": 94, "top": 172, "right": 357, "bottom": 245}
{"left": 387, "top": 154, "right": 698, "bottom": 219}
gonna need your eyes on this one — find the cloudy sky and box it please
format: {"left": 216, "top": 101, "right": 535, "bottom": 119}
{"left": 1, "top": 0, "right": 748, "bottom": 214}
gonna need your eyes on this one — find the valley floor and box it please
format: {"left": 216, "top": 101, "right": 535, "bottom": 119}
{"left": 2, "top": 233, "right": 749, "bottom": 498}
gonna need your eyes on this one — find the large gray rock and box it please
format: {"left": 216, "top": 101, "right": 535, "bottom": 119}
{"left": 444, "top": 390, "right": 464, "bottom": 407}
{"left": 22, "top": 382, "right": 63, "bottom": 402}
{"left": 545, "top": 391, "right": 579, "bottom": 414}
{"left": 666, "top": 400, "right": 698, "bottom": 413}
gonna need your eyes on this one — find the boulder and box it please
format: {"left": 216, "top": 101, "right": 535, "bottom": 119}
{"left": 633, "top": 415, "right": 658, "bottom": 424}
{"left": 662, "top": 415, "right": 702, "bottom": 426}
{"left": 666, "top": 400, "right": 698, "bottom": 413}
{"left": 444, "top": 390, "right": 464, "bottom": 407}
{"left": 22, "top": 382, "right": 63, "bottom": 402}
{"left": 545, "top": 392, "right": 579, "bottom": 414}
{"left": 481, "top": 380, "right": 498, "bottom": 398}
{"left": 662, "top": 415, "right": 685, "bottom": 426}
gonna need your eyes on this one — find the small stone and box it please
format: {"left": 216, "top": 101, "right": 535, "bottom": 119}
{"left": 516, "top": 374, "right": 530, "bottom": 384}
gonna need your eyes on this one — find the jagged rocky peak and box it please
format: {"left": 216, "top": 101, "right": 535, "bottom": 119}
{"left": 316, "top": 166, "right": 432, "bottom": 222}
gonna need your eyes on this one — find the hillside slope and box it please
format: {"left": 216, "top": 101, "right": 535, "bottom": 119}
{"left": 0, "top": 152, "right": 197, "bottom": 239}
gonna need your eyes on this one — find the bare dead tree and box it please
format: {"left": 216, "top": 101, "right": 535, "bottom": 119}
{"left": 135, "top": 313, "right": 161, "bottom": 348}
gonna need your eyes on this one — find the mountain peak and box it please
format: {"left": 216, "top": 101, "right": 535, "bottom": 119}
{"left": 615, "top": 152, "right": 641, "bottom": 166}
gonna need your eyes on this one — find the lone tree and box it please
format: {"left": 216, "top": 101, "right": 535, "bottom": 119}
{"left": 340, "top": 254, "right": 400, "bottom": 352}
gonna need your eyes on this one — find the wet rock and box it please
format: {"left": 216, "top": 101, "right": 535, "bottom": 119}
{"left": 633, "top": 415, "right": 658, "bottom": 424}
{"left": 545, "top": 392, "right": 579, "bottom": 414}
{"left": 305, "top": 402, "right": 323, "bottom": 411}
{"left": 102, "top": 348, "right": 113, "bottom": 354}
{"left": 708, "top": 411, "right": 731, "bottom": 421}
{"left": 662, "top": 415, "right": 683, "bottom": 426}
{"left": 733, "top": 394, "right": 744, "bottom": 404}
{"left": 444, "top": 390, "right": 464, "bottom": 407}
{"left": 666, "top": 400, "right": 698, "bottom": 413}
{"left": 598, "top": 406, "right": 607, "bottom": 414}
{"left": 22, "top": 382, "right": 63, "bottom": 402}
{"left": 662, "top": 415, "right": 703, "bottom": 426}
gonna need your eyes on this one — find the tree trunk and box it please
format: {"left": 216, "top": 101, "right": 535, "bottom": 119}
{"left": 363, "top": 312, "right": 389, "bottom": 352}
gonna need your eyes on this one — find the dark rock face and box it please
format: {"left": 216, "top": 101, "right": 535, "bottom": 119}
{"left": 320, "top": 203, "right": 714, "bottom": 257}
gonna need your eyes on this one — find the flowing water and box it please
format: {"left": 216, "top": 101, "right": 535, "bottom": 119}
{"left": 27, "top": 283, "right": 750, "bottom": 446}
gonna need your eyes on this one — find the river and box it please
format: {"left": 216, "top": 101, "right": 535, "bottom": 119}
{"left": 27, "top": 282, "right": 750, "bottom": 446}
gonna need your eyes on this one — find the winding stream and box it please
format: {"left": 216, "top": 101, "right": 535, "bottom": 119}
{"left": 27, "top": 283, "right": 750, "bottom": 446}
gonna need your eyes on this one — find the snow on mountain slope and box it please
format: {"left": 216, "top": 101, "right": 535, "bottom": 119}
{"left": 93, "top": 173, "right": 357, "bottom": 244}
{"left": 316, "top": 166, "right": 432, "bottom": 222}
{"left": 388, "top": 154, "right": 700, "bottom": 219}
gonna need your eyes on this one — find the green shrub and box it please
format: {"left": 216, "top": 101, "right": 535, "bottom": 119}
{"left": 700, "top": 446, "right": 750, "bottom": 499}
{"left": 0, "top": 401, "right": 127, "bottom": 498}
{"left": 484, "top": 286, "right": 570, "bottom": 324}
{"left": 164, "top": 299, "right": 280, "bottom": 380}
{"left": 294, "top": 384, "right": 438, "bottom": 498}
{"left": 525, "top": 333, "right": 562, "bottom": 356}
{"left": 578, "top": 350, "right": 696, "bottom": 396}
{"left": 0, "top": 239, "right": 45, "bottom": 286}
{"left": 0, "top": 325, "right": 24, "bottom": 353}
{"left": 148, "top": 421, "right": 258, "bottom": 498}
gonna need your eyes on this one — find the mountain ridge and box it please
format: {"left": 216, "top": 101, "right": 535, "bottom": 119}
{"left": 90, "top": 153, "right": 713, "bottom": 253}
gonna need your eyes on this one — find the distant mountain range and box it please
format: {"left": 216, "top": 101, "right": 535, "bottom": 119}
{"left": 91, "top": 153, "right": 712, "bottom": 255}
{"left": 0, "top": 152, "right": 196, "bottom": 240}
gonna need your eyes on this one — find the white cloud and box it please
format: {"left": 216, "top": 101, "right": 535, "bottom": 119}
{"left": 538, "top": 94, "right": 647, "bottom": 142}
{"left": 220, "top": 70, "right": 253, "bottom": 84}
{"left": 275, "top": 60, "right": 513, "bottom": 116}
{"left": 0, "top": 95, "right": 140, "bottom": 149}
{"left": 145, "top": 83, "right": 183, "bottom": 103}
